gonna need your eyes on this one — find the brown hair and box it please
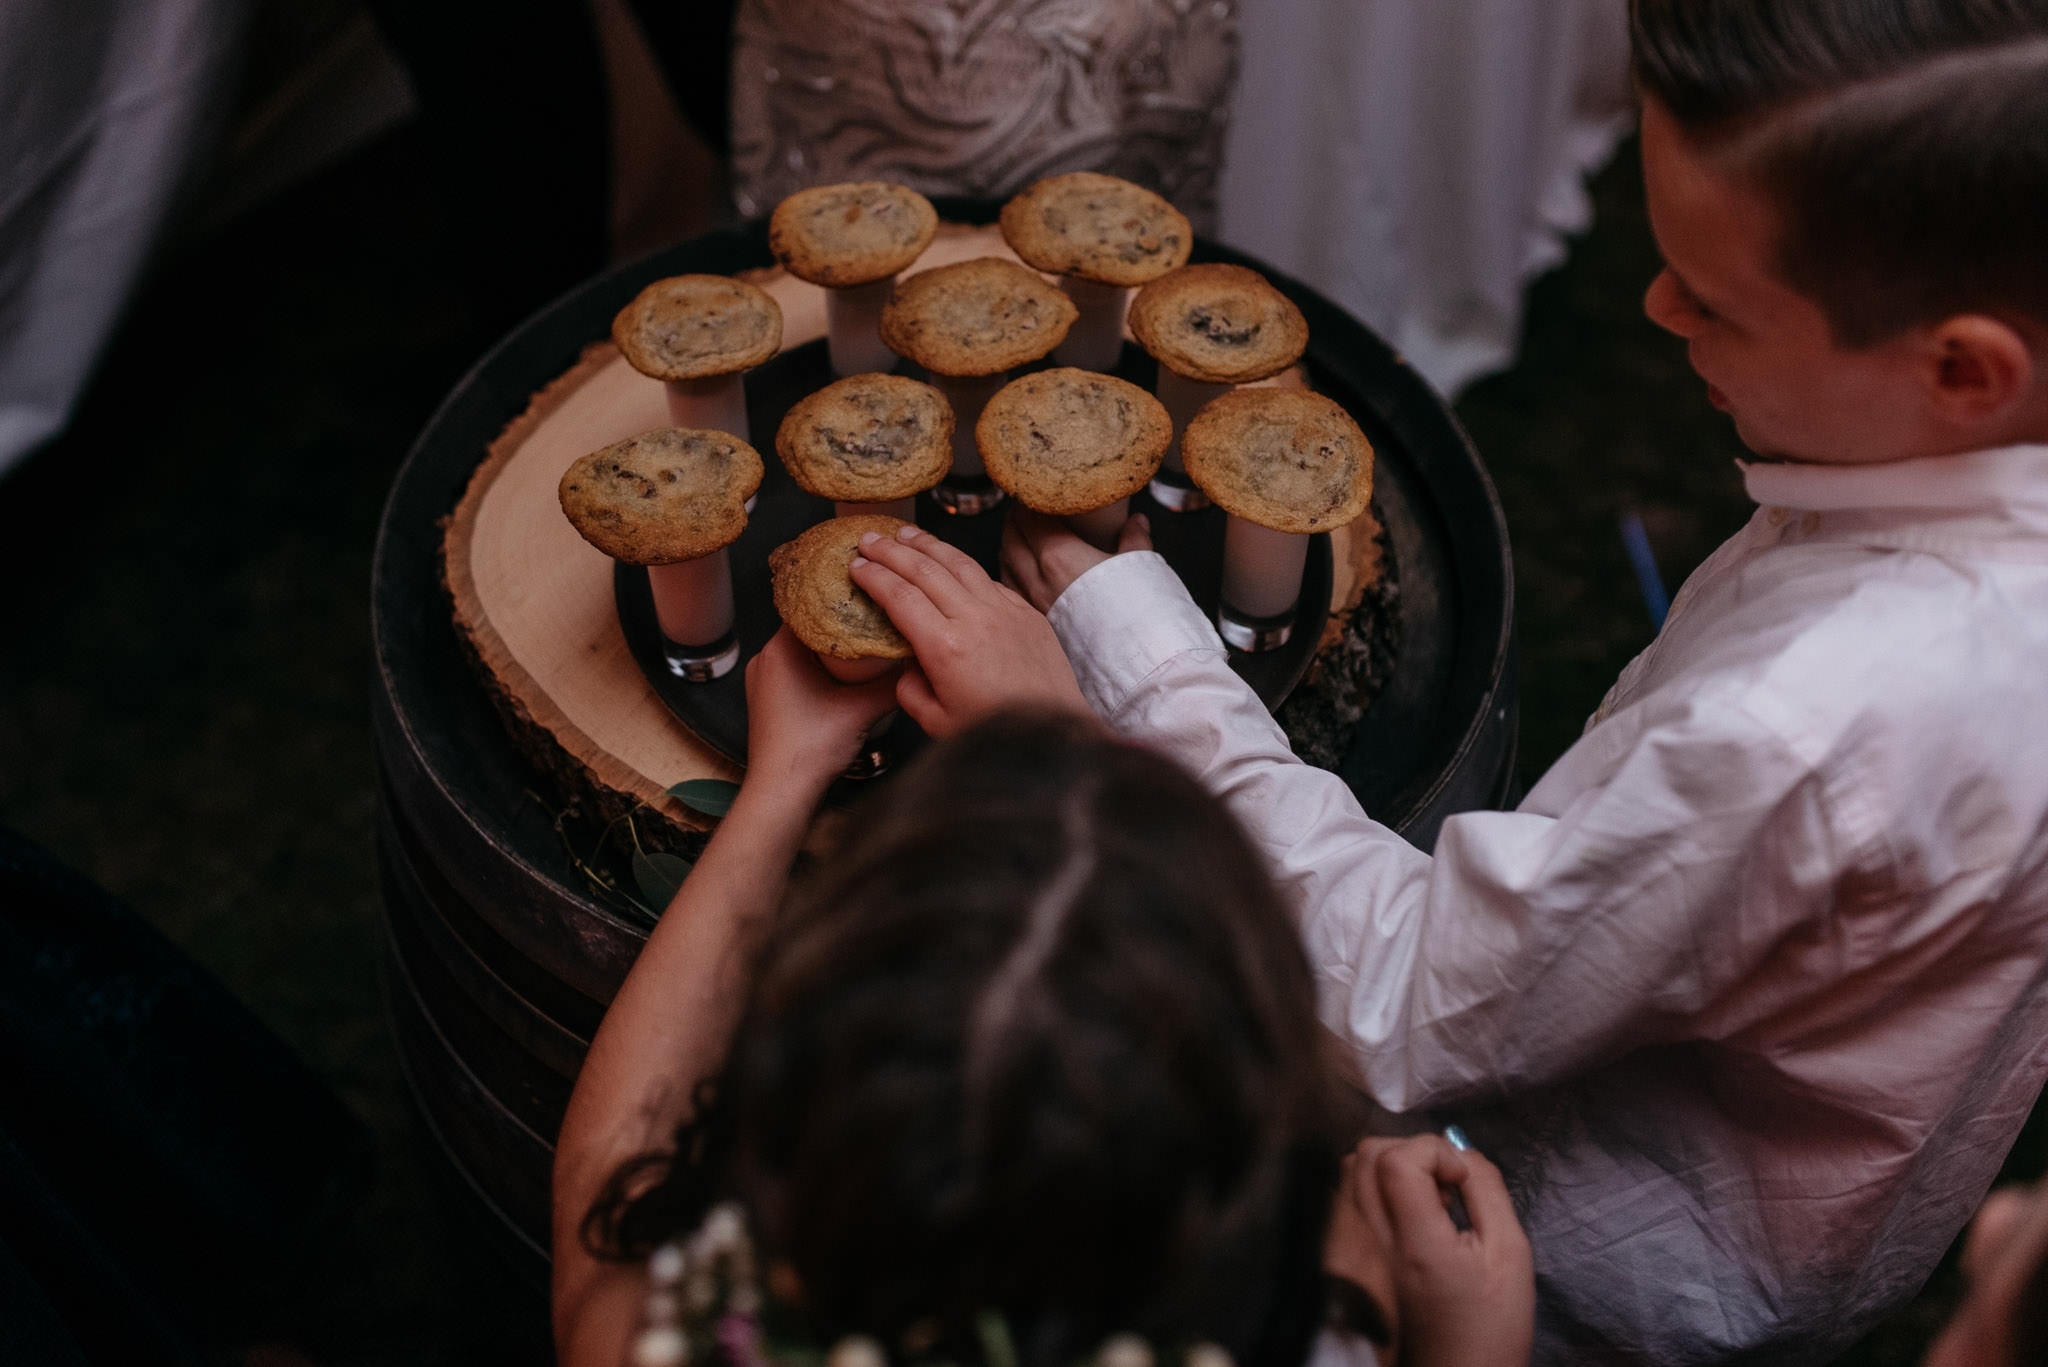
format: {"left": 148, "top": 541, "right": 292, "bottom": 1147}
{"left": 586, "top": 712, "right": 1343, "bottom": 1367}
{"left": 1630, "top": 1, "right": 2048, "bottom": 345}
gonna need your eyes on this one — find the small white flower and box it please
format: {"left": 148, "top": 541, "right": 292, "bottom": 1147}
{"left": 702, "top": 1204, "right": 746, "bottom": 1250}
{"left": 632, "top": 1326, "right": 691, "bottom": 1367}
{"left": 649, "top": 1243, "right": 687, "bottom": 1286}
{"left": 1099, "top": 1334, "right": 1154, "bottom": 1367}
{"left": 829, "top": 1335, "right": 888, "bottom": 1367}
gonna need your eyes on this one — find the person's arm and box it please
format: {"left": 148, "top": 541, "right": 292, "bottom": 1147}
{"left": 1357, "top": 1136, "right": 1533, "bottom": 1367}
{"left": 1005, "top": 515, "right": 1854, "bottom": 1115}
{"left": 846, "top": 522, "right": 1099, "bottom": 736}
{"left": 551, "top": 629, "right": 899, "bottom": 1367}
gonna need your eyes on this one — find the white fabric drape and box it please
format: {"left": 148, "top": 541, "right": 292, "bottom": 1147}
{"left": 1220, "top": 0, "right": 1633, "bottom": 397}
{"left": 0, "top": 0, "right": 247, "bottom": 478}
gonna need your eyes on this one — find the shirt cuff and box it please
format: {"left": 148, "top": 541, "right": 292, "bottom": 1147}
{"left": 1047, "top": 551, "right": 1224, "bottom": 715}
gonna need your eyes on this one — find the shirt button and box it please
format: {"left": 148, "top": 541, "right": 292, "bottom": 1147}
{"left": 1766, "top": 507, "right": 1789, "bottom": 527}
{"left": 1801, "top": 512, "right": 1821, "bottom": 534}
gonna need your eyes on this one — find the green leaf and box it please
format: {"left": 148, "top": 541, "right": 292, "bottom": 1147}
{"left": 631, "top": 850, "right": 692, "bottom": 911}
{"left": 668, "top": 778, "right": 740, "bottom": 817}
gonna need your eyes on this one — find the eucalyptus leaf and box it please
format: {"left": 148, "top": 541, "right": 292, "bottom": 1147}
{"left": 631, "top": 850, "right": 692, "bottom": 911}
{"left": 668, "top": 778, "right": 741, "bottom": 817}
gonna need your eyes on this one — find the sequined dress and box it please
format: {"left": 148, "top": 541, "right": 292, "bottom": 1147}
{"left": 730, "top": 0, "right": 1237, "bottom": 231}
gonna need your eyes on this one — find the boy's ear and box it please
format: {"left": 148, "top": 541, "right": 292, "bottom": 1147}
{"left": 1923, "top": 315, "right": 2037, "bottom": 428}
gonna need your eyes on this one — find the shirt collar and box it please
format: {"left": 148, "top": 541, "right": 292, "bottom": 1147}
{"left": 1740, "top": 443, "right": 2048, "bottom": 520}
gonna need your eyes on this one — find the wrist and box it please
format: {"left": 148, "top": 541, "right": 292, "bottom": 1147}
{"left": 732, "top": 761, "right": 835, "bottom": 822}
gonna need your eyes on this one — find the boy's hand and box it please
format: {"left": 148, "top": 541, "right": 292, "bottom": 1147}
{"left": 847, "top": 524, "right": 1095, "bottom": 737}
{"left": 742, "top": 627, "right": 901, "bottom": 799}
{"left": 1001, "top": 507, "right": 1152, "bottom": 613}
{"left": 1370, "top": 1135, "right": 1534, "bottom": 1367}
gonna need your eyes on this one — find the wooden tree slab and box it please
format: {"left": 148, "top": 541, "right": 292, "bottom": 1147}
{"left": 442, "top": 224, "right": 1381, "bottom": 836}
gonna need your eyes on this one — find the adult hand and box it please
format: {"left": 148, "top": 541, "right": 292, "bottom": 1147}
{"left": 1371, "top": 1134, "right": 1534, "bottom": 1367}
{"left": 741, "top": 626, "right": 901, "bottom": 800}
{"left": 847, "top": 524, "right": 1095, "bottom": 737}
{"left": 1001, "top": 506, "right": 1153, "bottom": 613}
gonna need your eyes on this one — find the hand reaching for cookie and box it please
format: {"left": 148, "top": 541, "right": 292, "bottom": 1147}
{"left": 742, "top": 626, "right": 902, "bottom": 801}
{"left": 847, "top": 525, "right": 1096, "bottom": 738}
{"left": 1001, "top": 506, "right": 1153, "bottom": 613}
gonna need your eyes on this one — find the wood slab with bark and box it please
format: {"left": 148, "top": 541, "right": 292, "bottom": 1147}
{"left": 442, "top": 225, "right": 1378, "bottom": 837}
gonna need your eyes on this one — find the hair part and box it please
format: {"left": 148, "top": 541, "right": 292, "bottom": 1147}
{"left": 1631, "top": 1, "right": 2048, "bottom": 345}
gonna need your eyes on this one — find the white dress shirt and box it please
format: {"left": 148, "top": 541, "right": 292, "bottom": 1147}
{"left": 1048, "top": 444, "right": 2048, "bottom": 1365}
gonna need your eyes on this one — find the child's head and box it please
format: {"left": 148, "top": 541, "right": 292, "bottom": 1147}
{"left": 590, "top": 713, "right": 1342, "bottom": 1367}
{"left": 1628, "top": 2, "right": 2048, "bottom": 464}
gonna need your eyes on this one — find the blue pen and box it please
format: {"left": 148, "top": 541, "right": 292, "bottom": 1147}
{"left": 1442, "top": 1125, "right": 1474, "bottom": 1232}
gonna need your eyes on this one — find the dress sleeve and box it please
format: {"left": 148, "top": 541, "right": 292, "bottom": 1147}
{"left": 1048, "top": 552, "right": 1847, "bottom": 1113}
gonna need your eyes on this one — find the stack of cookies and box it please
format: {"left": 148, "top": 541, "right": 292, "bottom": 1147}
{"left": 559, "top": 171, "right": 1380, "bottom": 723}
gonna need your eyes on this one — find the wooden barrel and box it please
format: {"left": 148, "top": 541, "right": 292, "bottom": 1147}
{"left": 369, "top": 200, "right": 1517, "bottom": 1287}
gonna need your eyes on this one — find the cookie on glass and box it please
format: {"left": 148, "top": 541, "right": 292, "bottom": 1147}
{"left": 1000, "top": 171, "right": 1193, "bottom": 369}
{"left": 1181, "top": 388, "right": 1373, "bottom": 653}
{"left": 775, "top": 373, "right": 954, "bottom": 522}
{"left": 976, "top": 368, "right": 1169, "bottom": 550}
{"left": 559, "top": 427, "right": 765, "bottom": 680}
{"left": 769, "top": 514, "right": 914, "bottom": 683}
{"left": 612, "top": 274, "right": 783, "bottom": 447}
{"left": 769, "top": 182, "right": 940, "bottom": 376}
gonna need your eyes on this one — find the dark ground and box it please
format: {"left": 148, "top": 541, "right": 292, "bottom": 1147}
{"left": 0, "top": 123, "right": 2038, "bottom": 1364}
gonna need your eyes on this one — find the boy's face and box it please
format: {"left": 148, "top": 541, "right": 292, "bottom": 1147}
{"left": 1638, "top": 97, "right": 1938, "bottom": 465}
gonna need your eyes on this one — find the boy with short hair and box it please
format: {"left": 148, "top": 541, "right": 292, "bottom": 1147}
{"left": 850, "top": 2, "right": 2048, "bottom": 1362}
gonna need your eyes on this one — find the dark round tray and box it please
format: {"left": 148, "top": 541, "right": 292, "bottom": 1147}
{"left": 612, "top": 332, "right": 1332, "bottom": 772}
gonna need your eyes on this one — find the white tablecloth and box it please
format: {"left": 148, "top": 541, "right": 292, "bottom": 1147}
{"left": 1220, "top": 0, "right": 1633, "bottom": 397}
{"left": 0, "top": 0, "right": 247, "bottom": 478}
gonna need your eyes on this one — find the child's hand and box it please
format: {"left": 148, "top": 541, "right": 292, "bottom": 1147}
{"left": 1001, "top": 507, "right": 1153, "bottom": 613}
{"left": 1368, "top": 1134, "right": 1534, "bottom": 1367}
{"left": 846, "top": 524, "right": 1095, "bottom": 738}
{"left": 742, "top": 627, "right": 901, "bottom": 799}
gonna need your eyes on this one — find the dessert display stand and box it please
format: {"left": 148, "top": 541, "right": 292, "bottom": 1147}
{"left": 370, "top": 202, "right": 1516, "bottom": 1287}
